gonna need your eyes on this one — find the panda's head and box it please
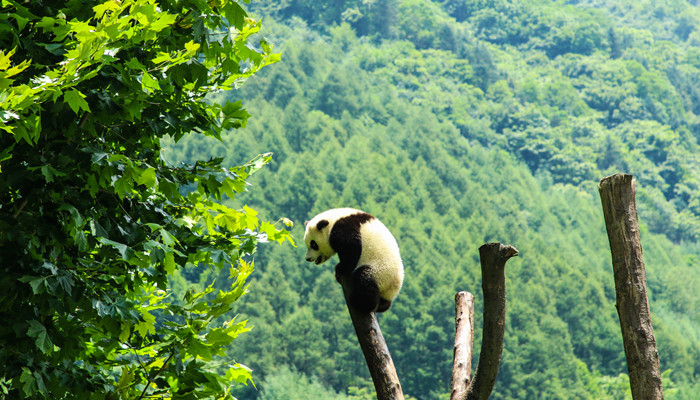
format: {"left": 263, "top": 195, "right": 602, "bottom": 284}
{"left": 304, "top": 218, "right": 335, "bottom": 265}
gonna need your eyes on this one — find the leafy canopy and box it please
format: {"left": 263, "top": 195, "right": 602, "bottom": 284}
{"left": 0, "top": 0, "right": 290, "bottom": 398}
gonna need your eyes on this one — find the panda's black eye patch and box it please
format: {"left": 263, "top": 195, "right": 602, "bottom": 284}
{"left": 310, "top": 240, "right": 319, "bottom": 251}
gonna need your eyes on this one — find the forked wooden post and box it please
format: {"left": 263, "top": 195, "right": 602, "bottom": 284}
{"left": 599, "top": 174, "right": 664, "bottom": 400}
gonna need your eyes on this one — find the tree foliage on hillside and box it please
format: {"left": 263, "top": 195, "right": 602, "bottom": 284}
{"left": 246, "top": 0, "right": 700, "bottom": 243}
{"left": 0, "top": 1, "right": 290, "bottom": 398}
{"left": 166, "top": 1, "right": 700, "bottom": 398}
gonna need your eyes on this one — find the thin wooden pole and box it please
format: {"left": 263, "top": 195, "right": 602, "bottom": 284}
{"left": 599, "top": 173, "right": 664, "bottom": 400}
{"left": 451, "top": 291, "right": 475, "bottom": 400}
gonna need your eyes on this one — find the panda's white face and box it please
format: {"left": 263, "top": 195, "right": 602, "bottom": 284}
{"left": 304, "top": 219, "right": 335, "bottom": 265}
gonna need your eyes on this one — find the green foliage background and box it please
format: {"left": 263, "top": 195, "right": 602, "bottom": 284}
{"left": 165, "top": 0, "right": 700, "bottom": 399}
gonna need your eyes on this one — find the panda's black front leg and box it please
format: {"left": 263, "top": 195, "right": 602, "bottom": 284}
{"left": 349, "top": 265, "right": 381, "bottom": 313}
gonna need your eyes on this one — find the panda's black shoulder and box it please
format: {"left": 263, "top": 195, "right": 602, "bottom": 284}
{"left": 329, "top": 211, "right": 375, "bottom": 253}
{"left": 333, "top": 211, "right": 374, "bottom": 235}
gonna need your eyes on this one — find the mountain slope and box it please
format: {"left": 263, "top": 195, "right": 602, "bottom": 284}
{"left": 166, "top": 1, "right": 700, "bottom": 398}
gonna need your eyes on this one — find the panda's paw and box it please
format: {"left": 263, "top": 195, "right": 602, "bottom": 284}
{"left": 376, "top": 298, "right": 392, "bottom": 313}
{"left": 335, "top": 263, "right": 353, "bottom": 283}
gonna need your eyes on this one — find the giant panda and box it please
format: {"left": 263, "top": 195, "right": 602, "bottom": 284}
{"left": 303, "top": 208, "right": 404, "bottom": 313}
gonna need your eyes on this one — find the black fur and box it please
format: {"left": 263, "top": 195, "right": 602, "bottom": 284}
{"left": 328, "top": 212, "right": 390, "bottom": 313}
{"left": 350, "top": 265, "right": 382, "bottom": 313}
{"left": 377, "top": 298, "right": 392, "bottom": 313}
{"left": 316, "top": 219, "right": 329, "bottom": 230}
{"left": 329, "top": 212, "right": 374, "bottom": 277}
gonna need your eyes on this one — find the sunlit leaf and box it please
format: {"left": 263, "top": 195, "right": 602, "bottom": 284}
{"left": 63, "top": 89, "right": 90, "bottom": 114}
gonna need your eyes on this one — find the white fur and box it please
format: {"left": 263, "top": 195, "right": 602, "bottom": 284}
{"left": 304, "top": 208, "right": 404, "bottom": 301}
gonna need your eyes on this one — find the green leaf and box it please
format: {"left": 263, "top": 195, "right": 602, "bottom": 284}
{"left": 0, "top": 48, "right": 15, "bottom": 70}
{"left": 27, "top": 320, "right": 53, "bottom": 354}
{"left": 149, "top": 12, "right": 177, "bottom": 33}
{"left": 151, "top": 52, "right": 172, "bottom": 64}
{"left": 214, "top": 209, "right": 241, "bottom": 231}
{"left": 93, "top": 299, "right": 114, "bottom": 317}
{"left": 63, "top": 89, "right": 90, "bottom": 114}
{"left": 134, "top": 166, "right": 157, "bottom": 188}
{"left": 248, "top": 153, "right": 272, "bottom": 175}
{"left": 119, "top": 323, "right": 131, "bottom": 342}
{"left": 163, "top": 251, "right": 176, "bottom": 274}
{"left": 56, "top": 273, "right": 74, "bottom": 296}
{"left": 125, "top": 57, "right": 146, "bottom": 70}
{"left": 141, "top": 72, "right": 160, "bottom": 92}
{"left": 40, "top": 165, "right": 62, "bottom": 183}
{"left": 242, "top": 204, "right": 259, "bottom": 228}
{"left": 187, "top": 338, "right": 212, "bottom": 361}
{"left": 261, "top": 221, "right": 287, "bottom": 244}
{"left": 73, "top": 229, "right": 88, "bottom": 251}
{"left": 20, "top": 368, "right": 36, "bottom": 397}
{"left": 205, "top": 328, "right": 233, "bottom": 346}
{"left": 114, "top": 174, "right": 133, "bottom": 198}
{"left": 225, "top": 363, "right": 254, "bottom": 386}
{"left": 19, "top": 276, "right": 47, "bottom": 294}
{"left": 159, "top": 228, "right": 178, "bottom": 246}
{"left": 137, "top": 311, "right": 156, "bottom": 336}
{"left": 93, "top": 1, "right": 121, "bottom": 19}
{"left": 116, "top": 367, "right": 135, "bottom": 392}
{"left": 98, "top": 237, "right": 135, "bottom": 261}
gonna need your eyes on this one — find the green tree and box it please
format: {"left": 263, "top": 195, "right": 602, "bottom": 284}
{"left": 258, "top": 365, "right": 353, "bottom": 400}
{"left": 0, "top": 1, "right": 290, "bottom": 398}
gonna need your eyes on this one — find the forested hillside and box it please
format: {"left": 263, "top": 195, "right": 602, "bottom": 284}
{"left": 165, "top": 0, "right": 700, "bottom": 398}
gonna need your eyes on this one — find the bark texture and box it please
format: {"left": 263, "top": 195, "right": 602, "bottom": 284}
{"left": 599, "top": 173, "right": 664, "bottom": 400}
{"left": 451, "top": 291, "right": 475, "bottom": 400}
{"left": 466, "top": 243, "right": 518, "bottom": 400}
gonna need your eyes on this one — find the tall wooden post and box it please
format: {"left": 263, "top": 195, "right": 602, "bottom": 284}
{"left": 466, "top": 243, "right": 518, "bottom": 400}
{"left": 339, "top": 276, "right": 404, "bottom": 400}
{"left": 599, "top": 174, "right": 664, "bottom": 400}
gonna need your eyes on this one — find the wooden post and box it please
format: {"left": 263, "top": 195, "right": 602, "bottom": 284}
{"left": 599, "top": 174, "right": 664, "bottom": 400}
{"left": 466, "top": 243, "right": 518, "bottom": 400}
{"left": 451, "top": 291, "right": 475, "bottom": 400}
{"left": 339, "top": 276, "right": 404, "bottom": 400}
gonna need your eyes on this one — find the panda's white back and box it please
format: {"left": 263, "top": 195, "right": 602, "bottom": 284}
{"left": 357, "top": 219, "right": 404, "bottom": 301}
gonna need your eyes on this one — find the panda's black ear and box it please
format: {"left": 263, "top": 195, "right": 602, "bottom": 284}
{"left": 316, "top": 220, "right": 329, "bottom": 230}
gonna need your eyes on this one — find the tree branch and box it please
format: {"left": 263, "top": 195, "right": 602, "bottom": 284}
{"left": 138, "top": 351, "right": 174, "bottom": 400}
{"left": 599, "top": 173, "right": 664, "bottom": 400}
{"left": 451, "top": 291, "right": 475, "bottom": 400}
{"left": 466, "top": 243, "right": 518, "bottom": 400}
